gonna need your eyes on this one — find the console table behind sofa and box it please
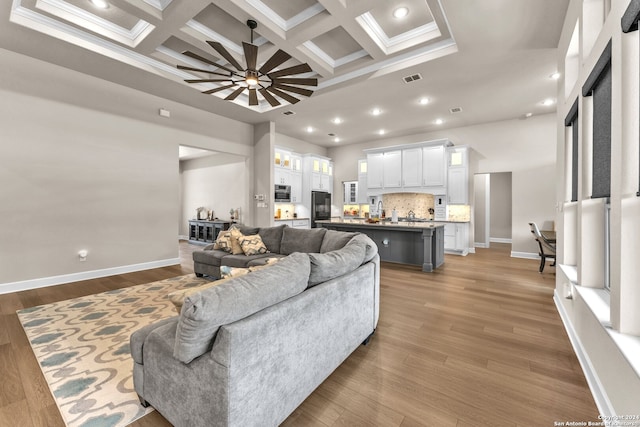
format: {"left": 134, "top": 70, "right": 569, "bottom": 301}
{"left": 188, "top": 220, "right": 231, "bottom": 243}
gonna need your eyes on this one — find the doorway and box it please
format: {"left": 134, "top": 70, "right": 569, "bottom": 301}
{"left": 474, "top": 172, "right": 512, "bottom": 248}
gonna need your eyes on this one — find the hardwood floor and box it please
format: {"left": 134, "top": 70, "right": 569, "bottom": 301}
{"left": 0, "top": 242, "right": 597, "bottom": 426}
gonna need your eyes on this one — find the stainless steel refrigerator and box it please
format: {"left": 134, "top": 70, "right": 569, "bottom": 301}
{"left": 311, "top": 191, "right": 331, "bottom": 228}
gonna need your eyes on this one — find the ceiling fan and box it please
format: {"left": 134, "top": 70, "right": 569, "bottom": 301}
{"left": 177, "top": 20, "right": 318, "bottom": 107}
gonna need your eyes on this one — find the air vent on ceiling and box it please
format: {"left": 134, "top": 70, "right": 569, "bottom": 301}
{"left": 402, "top": 73, "right": 422, "bottom": 83}
{"left": 449, "top": 107, "right": 463, "bottom": 114}
{"left": 283, "top": 110, "right": 296, "bottom": 115}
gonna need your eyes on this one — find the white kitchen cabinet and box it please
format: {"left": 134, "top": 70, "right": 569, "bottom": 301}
{"left": 311, "top": 172, "right": 331, "bottom": 192}
{"left": 402, "top": 147, "right": 422, "bottom": 187}
{"left": 444, "top": 223, "right": 469, "bottom": 255}
{"left": 383, "top": 150, "right": 402, "bottom": 188}
{"left": 292, "top": 219, "right": 310, "bottom": 229}
{"left": 448, "top": 146, "right": 468, "bottom": 168}
{"left": 422, "top": 145, "right": 445, "bottom": 187}
{"left": 274, "top": 168, "right": 291, "bottom": 186}
{"left": 274, "top": 147, "right": 292, "bottom": 169}
{"left": 447, "top": 167, "right": 468, "bottom": 204}
{"left": 290, "top": 154, "right": 302, "bottom": 171}
{"left": 343, "top": 181, "right": 358, "bottom": 203}
{"left": 357, "top": 159, "right": 368, "bottom": 203}
{"left": 367, "top": 152, "right": 384, "bottom": 189}
{"left": 290, "top": 171, "right": 302, "bottom": 203}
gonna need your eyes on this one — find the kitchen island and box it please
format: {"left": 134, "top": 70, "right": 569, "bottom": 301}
{"left": 316, "top": 220, "right": 445, "bottom": 272}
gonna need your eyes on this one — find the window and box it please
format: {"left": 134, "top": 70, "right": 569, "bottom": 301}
{"left": 582, "top": 40, "right": 612, "bottom": 290}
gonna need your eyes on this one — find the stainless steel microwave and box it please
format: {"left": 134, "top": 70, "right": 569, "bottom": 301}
{"left": 274, "top": 185, "right": 291, "bottom": 202}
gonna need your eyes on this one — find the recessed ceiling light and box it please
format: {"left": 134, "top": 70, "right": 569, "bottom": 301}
{"left": 306, "top": 126, "right": 314, "bottom": 133}
{"left": 525, "top": 112, "right": 533, "bottom": 118}
{"left": 332, "top": 117, "right": 343, "bottom": 124}
{"left": 378, "top": 129, "right": 386, "bottom": 135}
{"left": 550, "top": 72, "right": 561, "bottom": 80}
{"left": 90, "top": 0, "right": 109, "bottom": 9}
{"left": 371, "top": 108, "right": 382, "bottom": 116}
{"left": 435, "top": 119, "right": 444, "bottom": 125}
{"left": 541, "top": 98, "right": 555, "bottom": 106}
{"left": 393, "top": 7, "right": 409, "bottom": 19}
{"left": 419, "top": 97, "right": 430, "bottom": 105}
{"left": 334, "top": 137, "right": 340, "bottom": 143}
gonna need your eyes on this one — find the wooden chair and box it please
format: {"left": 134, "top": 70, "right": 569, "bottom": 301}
{"left": 529, "top": 222, "right": 556, "bottom": 273}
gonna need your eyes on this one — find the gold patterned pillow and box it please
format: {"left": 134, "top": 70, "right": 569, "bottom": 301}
{"left": 213, "top": 230, "right": 233, "bottom": 252}
{"left": 239, "top": 234, "right": 269, "bottom": 256}
{"left": 229, "top": 227, "right": 245, "bottom": 255}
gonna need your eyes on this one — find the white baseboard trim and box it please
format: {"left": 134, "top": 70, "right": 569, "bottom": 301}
{"left": 468, "top": 247, "right": 475, "bottom": 254}
{"left": 0, "top": 258, "right": 181, "bottom": 295}
{"left": 554, "top": 292, "right": 615, "bottom": 416}
{"left": 178, "top": 234, "right": 189, "bottom": 240}
{"left": 511, "top": 251, "right": 541, "bottom": 260}
{"left": 474, "top": 242, "right": 490, "bottom": 248}
{"left": 490, "top": 237, "right": 512, "bottom": 244}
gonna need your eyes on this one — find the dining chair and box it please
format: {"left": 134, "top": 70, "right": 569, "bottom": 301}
{"left": 529, "top": 222, "right": 556, "bottom": 273}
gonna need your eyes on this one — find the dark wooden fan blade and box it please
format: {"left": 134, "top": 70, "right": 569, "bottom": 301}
{"left": 243, "top": 42, "right": 258, "bottom": 71}
{"left": 258, "top": 88, "right": 281, "bottom": 107}
{"left": 272, "top": 83, "right": 314, "bottom": 97}
{"left": 248, "top": 88, "right": 258, "bottom": 106}
{"left": 268, "top": 63, "right": 312, "bottom": 78}
{"left": 177, "top": 65, "right": 232, "bottom": 78}
{"left": 185, "top": 78, "right": 234, "bottom": 83}
{"left": 259, "top": 49, "right": 291, "bottom": 74}
{"left": 206, "top": 41, "right": 244, "bottom": 71}
{"left": 181, "top": 51, "right": 237, "bottom": 74}
{"left": 266, "top": 86, "right": 301, "bottom": 104}
{"left": 202, "top": 84, "right": 236, "bottom": 95}
{"left": 225, "top": 86, "right": 246, "bottom": 101}
{"left": 272, "top": 77, "right": 318, "bottom": 86}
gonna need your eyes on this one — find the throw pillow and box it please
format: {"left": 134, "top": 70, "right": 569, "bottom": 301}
{"left": 239, "top": 234, "right": 269, "bottom": 256}
{"left": 213, "top": 230, "right": 233, "bottom": 252}
{"left": 229, "top": 227, "right": 245, "bottom": 255}
{"left": 167, "top": 277, "right": 232, "bottom": 313}
{"left": 307, "top": 239, "right": 367, "bottom": 287}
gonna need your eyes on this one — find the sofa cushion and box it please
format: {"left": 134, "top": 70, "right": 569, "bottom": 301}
{"left": 192, "top": 248, "right": 228, "bottom": 267}
{"left": 258, "top": 225, "right": 286, "bottom": 253}
{"left": 167, "top": 277, "right": 232, "bottom": 313}
{"left": 280, "top": 227, "right": 326, "bottom": 255}
{"left": 174, "top": 252, "right": 311, "bottom": 363}
{"left": 238, "top": 234, "right": 269, "bottom": 256}
{"left": 220, "top": 258, "right": 280, "bottom": 279}
{"left": 221, "top": 253, "right": 272, "bottom": 268}
{"left": 307, "top": 238, "right": 367, "bottom": 287}
{"left": 320, "top": 230, "right": 358, "bottom": 253}
{"left": 236, "top": 225, "right": 260, "bottom": 235}
{"left": 349, "top": 234, "right": 379, "bottom": 263}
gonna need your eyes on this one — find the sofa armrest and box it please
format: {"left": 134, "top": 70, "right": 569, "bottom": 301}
{"left": 130, "top": 316, "right": 178, "bottom": 365}
{"left": 203, "top": 243, "right": 215, "bottom": 251}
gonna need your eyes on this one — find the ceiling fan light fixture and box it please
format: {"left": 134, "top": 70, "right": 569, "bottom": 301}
{"left": 245, "top": 70, "right": 259, "bottom": 86}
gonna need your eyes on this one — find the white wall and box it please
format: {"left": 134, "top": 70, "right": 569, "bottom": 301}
{"left": 276, "top": 133, "right": 328, "bottom": 157}
{"left": 474, "top": 174, "right": 490, "bottom": 247}
{"left": 490, "top": 172, "right": 513, "bottom": 240}
{"left": 179, "top": 153, "right": 250, "bottom": 236}
{"left": 0, "top": 49, "right": 253, "bottom": 291}
{"left": 327, "top": 114, "right": 557, "bottom": 254}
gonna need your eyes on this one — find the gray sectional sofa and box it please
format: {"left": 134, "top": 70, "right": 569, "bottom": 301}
{"left": 192, "top": 224, "right": 333, "bottom": 279}
{"left": 130, "top": 226, "right": 380, "bottom": 427}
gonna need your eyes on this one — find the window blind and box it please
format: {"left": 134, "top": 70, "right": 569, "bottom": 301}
{"left": 582, "top": 41, "right": 612, "bottom": 199}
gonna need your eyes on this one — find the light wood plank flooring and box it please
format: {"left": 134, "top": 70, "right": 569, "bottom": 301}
{"left": 0, "top": 242, "right": 597, "bottom": 426}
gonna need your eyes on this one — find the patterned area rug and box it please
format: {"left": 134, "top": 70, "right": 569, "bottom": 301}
{"left": 17, "top": 274, "right": 214, "bottom": 427}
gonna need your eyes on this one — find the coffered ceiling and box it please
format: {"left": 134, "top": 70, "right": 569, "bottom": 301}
{"left": 0, "top": 0, "right": 569, "bottom": 146}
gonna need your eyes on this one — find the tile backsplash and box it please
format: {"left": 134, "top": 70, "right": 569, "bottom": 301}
{"left": 447, "top": 205, "right": 471, "bottom": 222}
{"left": 382, "top": 193, "right": 434, "bottom": 218}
